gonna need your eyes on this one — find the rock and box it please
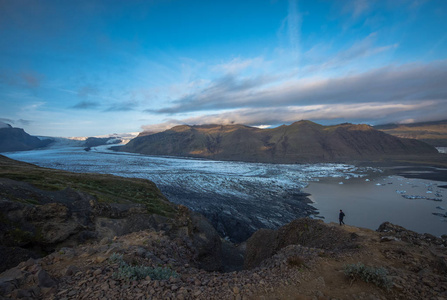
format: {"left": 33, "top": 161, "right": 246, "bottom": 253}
{"left": 36, "top": 269, "right": 56, "bottom": 288}
{"left": 99, "top": 237, "right": 112, "bottom": 245}
{"left": 94, "top": 256, "right": 107, "bottom": 264}
{"left": 244, "top": 218, "right": 356, "bottom": 269}
{"left": 65, "top": 265, "right": 80, "bottom": 276}
{"left": 380, "top": 236, "right": 400, "bottom": 242}
{"left": 93, "top": 269, "right": 102, "bottom": 276}
{"left": 188, "top": 211, "right": 223, "bottom": 271}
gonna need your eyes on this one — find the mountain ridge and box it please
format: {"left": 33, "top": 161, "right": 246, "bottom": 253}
{"left": 117, "top": 120, "right": 439, "bottom": 163}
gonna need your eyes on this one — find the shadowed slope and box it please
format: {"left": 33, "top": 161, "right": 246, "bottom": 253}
{"left": 118, "top": 121, "right": 438, "bottom": 163}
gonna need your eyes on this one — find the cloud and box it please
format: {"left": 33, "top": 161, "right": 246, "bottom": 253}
{"left": 345, "top": 0, "right": 371, "bottom": 19}
{"left": 213, "top": 57, "right": 264, "bottom": 74}
{"left": 303, "top": 33, "right": 399, "bottom": 72}
{"left": 17, "top": 119, "right": 31, "bottom": 126}
{"left": 77, "top": 85, "right": 99, "bottom": 98}
{"left": 0, "top": 118, "right": 32, "bottom": 127}
{"left": 0, "top": 70, "right": 44, "bottom": 89}
{"left": 142, "top": 99, "right": 445, "bottom": 132}
{"left": 147, "top": 60, "right": 447, "bottom": 115}
{"left": 20, "top": 71, "right": 44, "bottom": 88}
{"left": 71, "top": 101, "right": 100, "bottom": 109}
{"left": 287, "top": 0, "right": 302, "bottom": 57}
{"left": 146, "top": 74, "right": 273, "bottom": 114}
{"left": 0, "top": 118, "right": 14, "bottom": 124}
{"left": 141, "top": 121, "right": 187, "bottom": 133}
{"left": 105, "top": 100, "right": 138, "bottom": 112}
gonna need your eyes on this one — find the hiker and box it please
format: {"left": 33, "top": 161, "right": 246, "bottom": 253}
{"left": 339, "top": 209, "right": 345, "bottom": 225}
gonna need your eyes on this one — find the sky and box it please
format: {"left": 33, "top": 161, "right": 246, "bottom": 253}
{"left": 1, "top": 0, "right": 447, "bottom": 137}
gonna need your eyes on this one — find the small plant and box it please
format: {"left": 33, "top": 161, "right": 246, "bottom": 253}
{"left": 344, "top": 263, "right": 393, "bottom": 290}
{"left": 287, "top": 256, "right": 306, "bottom": 269}
{"left": 109, "top": 253, "right": 124, "bottom": 264}
{"left": 109, "top": 252, "right": 178, "bottom": 281}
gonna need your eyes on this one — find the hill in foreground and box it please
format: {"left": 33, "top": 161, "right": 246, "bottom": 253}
{"left": 1, "top": 217, "right": 446, "bottom": 299}
{"left": 117, "top": 121, "right": 439, "bottom": 163}
{"left": 0, "top": 155, "right": 228, "bottom": 275}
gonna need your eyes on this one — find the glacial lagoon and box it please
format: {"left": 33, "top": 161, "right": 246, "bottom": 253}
{"left": 4, "top": 144, "right": 446, "bottom": 240}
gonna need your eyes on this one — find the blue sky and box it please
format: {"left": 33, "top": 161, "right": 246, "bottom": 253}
{"left": 1, "top": 0, "right": 447, "bottom": 137}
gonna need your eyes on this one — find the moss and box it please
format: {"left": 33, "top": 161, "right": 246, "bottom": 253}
{"left": 7, "top": 228, "right": 35, "bottom": 245}
{"left": 0, "top": 156, "right": 178, "bottom": 218}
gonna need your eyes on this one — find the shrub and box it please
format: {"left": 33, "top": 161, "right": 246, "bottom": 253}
{"left": 109, "top": 252, "right": 124, "bottom": 264}
{"left": 343, "top": 263, "right": 393, "bottom": 290}
{"left": 287, "top": 256, "right": 306, "bottom": 268}
{"left": 109, "top": 252, "right": 178, "bottom": 281}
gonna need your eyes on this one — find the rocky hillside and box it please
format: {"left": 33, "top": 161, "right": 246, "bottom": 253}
{"left": 0, "top": 123, "right": 53, "bottom": 152}
{"left": 1, "top": 217, "right": 446, "bottom": 299}
{"left": 375, "top": 119, "right": 447, "bottom": 147}
{"left": 117, "top": 121, "right": 438, "bottom": 163}
{"left": 0, "top": 155, "right": 229, "bottom": 275}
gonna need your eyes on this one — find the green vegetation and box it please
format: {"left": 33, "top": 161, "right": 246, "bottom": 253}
{"left": 109, "top": 253, "right": 179, "bottom": 281}
{"left": 344, "top": 263, "right": 393, "bottom": 290}
{"left": 0, "top": 155, "right": 177, "bottom": 217}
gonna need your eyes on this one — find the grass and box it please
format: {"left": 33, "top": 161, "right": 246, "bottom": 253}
{"left": 344, "top": 263, "right": 393, "bottom": 290}
{"left": 109, "top": 253, "right": 179, "bottom": 281}
{"left": 0, "top": 155, "right": 177, "bottom": 217}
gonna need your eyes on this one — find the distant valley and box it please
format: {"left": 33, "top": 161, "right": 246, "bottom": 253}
{"left": 375, "top": 119, "right": 447, "bottom": 147}
{"left": 0, "top": 121, "right": 136, "bottom": 153}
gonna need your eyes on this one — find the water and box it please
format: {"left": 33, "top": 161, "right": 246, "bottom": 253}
{"left": 3, "top": 145, "right": 446, "bottom": 238}
{"left": 306, "top": 176, "right": 447, "bottom": 236}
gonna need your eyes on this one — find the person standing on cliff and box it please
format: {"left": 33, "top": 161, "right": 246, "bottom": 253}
{"left": 339, "top": 209, "right": 345, "bottom": 226}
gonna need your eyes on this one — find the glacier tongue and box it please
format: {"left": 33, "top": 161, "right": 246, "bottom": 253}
{"left": 4, "top": 146, "right": 372, "bottom": 242}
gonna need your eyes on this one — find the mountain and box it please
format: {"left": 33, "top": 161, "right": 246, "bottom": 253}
{"left": 375, "top": 119, "right": 447, "bottom": 147}
{"left": 0, "top": 122, "right": 53, "bottom": 152}
{"left": 84, "top": 137, "right": 122, "bottom": 147}
{"left": 117, "top": 121, "right": 439, "bottom": 163}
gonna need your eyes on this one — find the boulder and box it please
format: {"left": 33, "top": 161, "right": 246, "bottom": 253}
{"left": 244, "top": 218, "right": 358, "bottom": 269}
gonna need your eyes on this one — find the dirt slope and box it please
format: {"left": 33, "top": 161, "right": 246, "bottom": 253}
{"left": 1, "top": 219, "right": 446, "bottom": 299}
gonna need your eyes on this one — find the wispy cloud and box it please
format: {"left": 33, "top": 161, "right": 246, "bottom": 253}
{"left": 17, "top": 119, "right": 32, "bottom": 126}
{"left": 77, "top": 85, "right": 99, "bottom": 98}
{"left": 146, "top": 74, "right": 273, "bottom": 114}
{"left": 0, "top": 70, "right": 44, "bottom": 89}
{"left": 105, "top": 100, "right": 139, "bottom": 112}
{"left": 72, "top": 101, "right": 100, "bottom": 109}
{"left": 345, "top": 0, "right": 371, "bottom": 19}
{"left": 213, "top": 57, "right": 265, "bottom": 74}
{"left": 287, "top": 0, "right": 302, "bottom": 59}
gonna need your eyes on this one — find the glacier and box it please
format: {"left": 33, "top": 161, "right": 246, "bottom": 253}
{"left": 4, "top": 145, "right": 376, "bottom": 242}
